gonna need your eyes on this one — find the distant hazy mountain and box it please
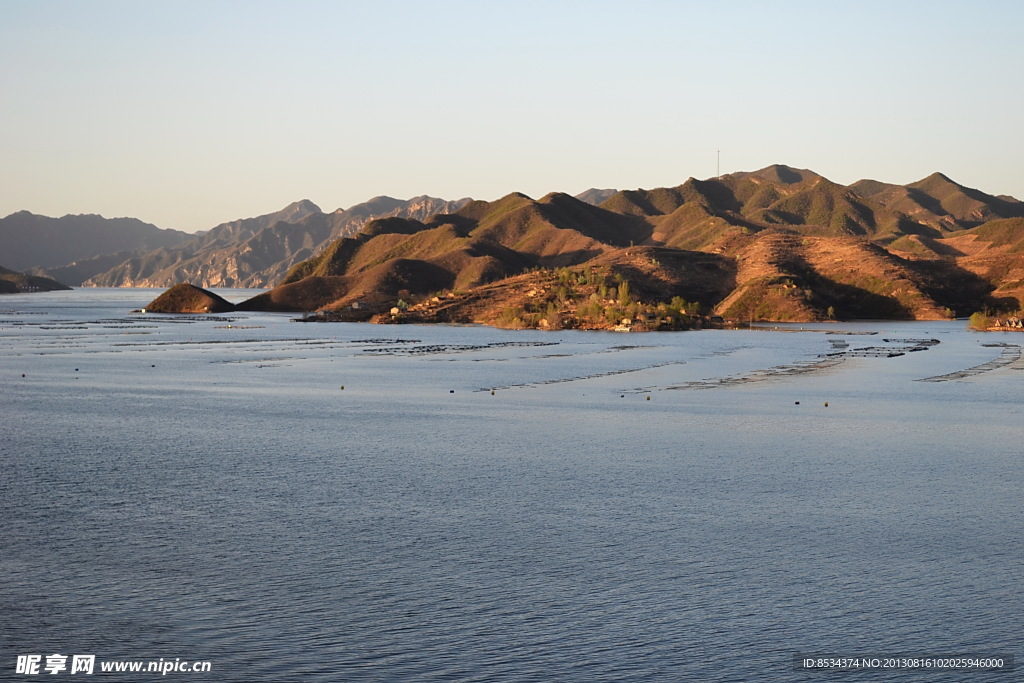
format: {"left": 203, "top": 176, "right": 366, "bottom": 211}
{"left": 26, "top": 250, "right": 139, "bottom": 287}
{"left": 85, "top": 196, "right": 471, "bottom": 288}
{"left": 0, "top": 212, "right": 192, "bottom": 272}
{"left": 574, "top": 188, "right": 618, "bottom": 205}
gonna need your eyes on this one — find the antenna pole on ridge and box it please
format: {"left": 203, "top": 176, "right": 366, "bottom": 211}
{"left": 717, "top": 150, "right": 721, "bottom": 178}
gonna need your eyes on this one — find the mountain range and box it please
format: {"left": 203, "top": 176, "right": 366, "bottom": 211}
{"left": 0, "top": 212, "right": 191, "bottom": 274}
{"left": 6, "top": 165, "right": 1024, "bottom": 324}
{"left": 2, "top": 196, "right": 471, "bottom": 288}
{"left": 236, "top": 165, "right": 1024, "bottom": 325}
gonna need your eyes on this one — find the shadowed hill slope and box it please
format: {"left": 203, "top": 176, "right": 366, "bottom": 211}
{"left": 0, "top": 265, "right": 72, "bottom": 293}
{"left": 713, "top": 233, "right": 959, "bottom": 321}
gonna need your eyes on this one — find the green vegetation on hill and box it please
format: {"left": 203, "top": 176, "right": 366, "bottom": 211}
{"left": 962, "top": 218, "right": 1024, "bottom": 252}
{"left": 392, "top": 264, "right": 704, "bottom": 331}
{"left": 968, "top": 311, "right": 993, "bottom": 330}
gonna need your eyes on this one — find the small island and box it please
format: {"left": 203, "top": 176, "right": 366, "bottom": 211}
{"left": 143, "top": 283, "right": 235, "bottom": 313}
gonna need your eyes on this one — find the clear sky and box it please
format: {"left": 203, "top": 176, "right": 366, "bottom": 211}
{"left": 2, "top": 0, "right": 1022, "bottom": 232}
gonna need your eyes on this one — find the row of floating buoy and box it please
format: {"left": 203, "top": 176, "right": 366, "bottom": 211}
{"left": 795, "top": 401, "right": 829, "bottom": 407}
{"left": 16, "top": 363, "right": 161, "bottom": 378}
{"left": 335, "top": 383, "right": 661, "bottom": 401}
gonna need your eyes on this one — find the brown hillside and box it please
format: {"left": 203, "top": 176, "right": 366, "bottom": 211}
{"left": 885, "top": 218, "right": 1024, "bottom": 313}
{"left": 960, "top": 255, "right": 1024, "bottom": 310}
{"left": 649, "top": 204, "right": 757, "bottom": 253}
{"left": 145, "top": 283, "right": 235, "bottom": 313}
{"left": 536, "top": 192, "right": 650, "bottom": 246}
{"left": 940, "top": 219, "right": 1024, "bottom": 309}
{"left": 887, "top": 234, "right": 966, "bottom": 259}
{"left": 237, "top": 275, "right": 352, "bottom": 313}
{"left": 466, "top": 199, "right": 608, "bottom": 264}
{"left": 715, "top": 233, "right": 952, "bottom": 321}
{"left": 960, "top": 217, "right": 1024, "bottom": 252}
{"left": 849, "top": 178, "right": 898, "bottom": 198}
{"left": 598, "top": 187, "right": 687, "bottom": 217}
{"left": 736, "top": 164, "right": 823, "bottom": 185}
{"left": 586, "top": 246, "right": 736, "bottom": 306}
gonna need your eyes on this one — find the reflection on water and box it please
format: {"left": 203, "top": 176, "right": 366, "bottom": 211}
{"left": 1, "top": 290, "right": 1021, "bottom": 681}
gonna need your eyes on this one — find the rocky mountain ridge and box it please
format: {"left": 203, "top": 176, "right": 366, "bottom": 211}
{"left": 82, "top": 196, "right": 471, "bottom": 288}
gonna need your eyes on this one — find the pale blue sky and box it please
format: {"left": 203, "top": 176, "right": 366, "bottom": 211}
{"left": 1, "top": 0, "right": 1021, "bottom": 232}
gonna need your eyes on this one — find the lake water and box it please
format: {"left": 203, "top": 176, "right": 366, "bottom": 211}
{"left": 1, "top": 289, "right": 1020, "bottom": 681}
